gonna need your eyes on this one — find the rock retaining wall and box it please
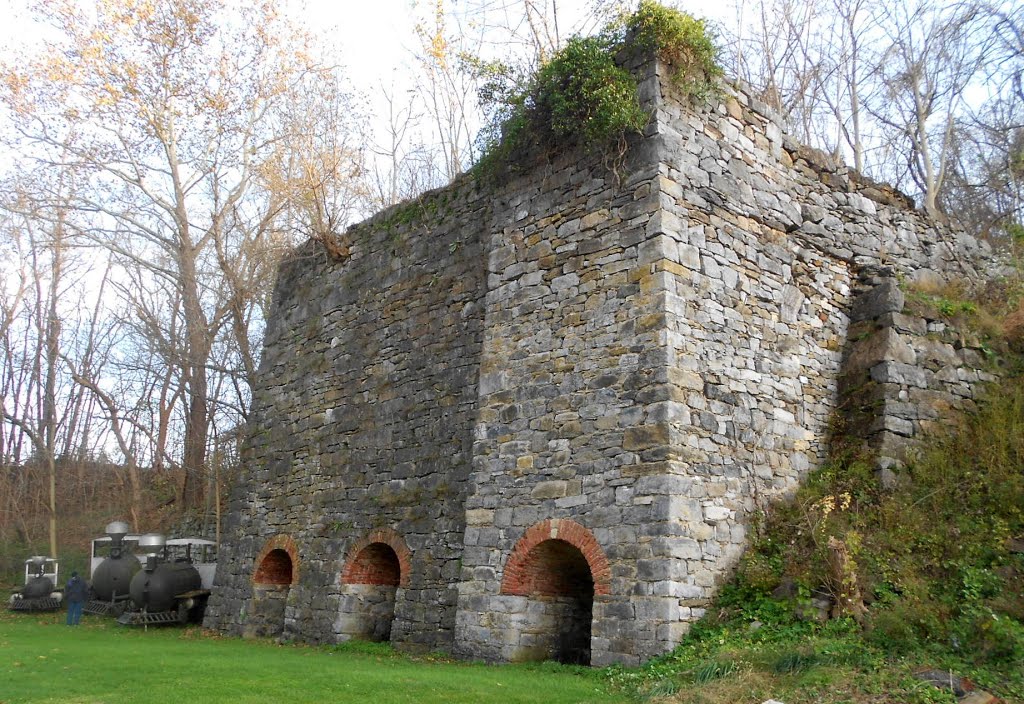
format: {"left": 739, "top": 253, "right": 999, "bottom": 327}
{"left": 204, "top": 50, "right": 998, "bottom": 665}
{"left": 840, "top": 269, "right": 998, "bottom": 483}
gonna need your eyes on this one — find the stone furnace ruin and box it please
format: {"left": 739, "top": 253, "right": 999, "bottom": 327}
{"left": 204, "top": 49, "right": 996, "bottom": 666}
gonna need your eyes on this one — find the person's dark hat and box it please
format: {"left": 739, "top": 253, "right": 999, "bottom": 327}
{"left": 71, "top": 571, "right": 78, "bottom": 578}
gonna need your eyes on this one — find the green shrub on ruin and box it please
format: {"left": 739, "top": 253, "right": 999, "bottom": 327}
{"left": 532, "top": 37, "right": 647, "bottom": 150}
{"left": 474, "top": 1, "right": 721, "bottom": 178}
{"left": 625, "top": 0, "right": 723, "bottom": 100}
{"left": 474, "top": 35, "right": 645, "bottom": 177}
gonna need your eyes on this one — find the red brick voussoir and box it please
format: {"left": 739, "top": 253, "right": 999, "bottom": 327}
{"left": 340, "top": 528, "right": 412, "bottom": 588}
{"left": 500, "top": 519, "right": 611, "bottom": 597}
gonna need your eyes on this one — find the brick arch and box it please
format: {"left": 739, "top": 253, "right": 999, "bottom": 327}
{"left": 500, "top": 519, "right": 611, "bottom": 597}
{"left": 253, "top": 534, "right": 299, "bottom": 586}
{"left": 340, "top": 528, "right": 412, "bottom": 588}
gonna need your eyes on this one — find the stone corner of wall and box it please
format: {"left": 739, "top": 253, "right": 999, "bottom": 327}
{"left": 837, "top": 274, "right": 999, "bottom": 484}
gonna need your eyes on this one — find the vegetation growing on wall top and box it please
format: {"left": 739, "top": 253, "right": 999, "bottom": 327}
{"left": 475, "top": 1, "right": 721, "bottom": 178}
{"left": 533, "top": 37, "right": 648, "bottom": 153}
{"left": 626, "top": 0, "right": 722, "bottom": 100}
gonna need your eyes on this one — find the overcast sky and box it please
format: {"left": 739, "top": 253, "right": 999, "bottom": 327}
{"left": 0, "top": 0, "right": 733, "bottom": 104}
{"left": 0, "top": 0, "right": 733, "bottom": 191}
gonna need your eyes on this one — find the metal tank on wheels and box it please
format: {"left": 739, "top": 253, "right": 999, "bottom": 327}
{"left": 84, "top": 521, "right": 141, "bottom": 617}
{"left": 117, "top": 533, "right": 215, "bottom": 626}
{"left": 8, "top": 556, "right": 63, "bottom": 612}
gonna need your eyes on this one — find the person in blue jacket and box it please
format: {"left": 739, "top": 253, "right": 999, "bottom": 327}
{"left": 64, "top": 571, "right": 87, "bottom": 625}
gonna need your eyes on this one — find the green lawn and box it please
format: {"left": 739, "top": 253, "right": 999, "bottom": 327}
{"left": 0, "top": 611, "right": 626, "bottom": 704}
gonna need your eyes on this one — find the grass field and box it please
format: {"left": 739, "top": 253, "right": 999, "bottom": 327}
{"left": 0, "top": 611, "right": 626, "bottom": 704}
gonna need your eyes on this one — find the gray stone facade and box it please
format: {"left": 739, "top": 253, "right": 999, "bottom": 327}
{"left": 204, "top": 52, "right": 997, "bottom": 665}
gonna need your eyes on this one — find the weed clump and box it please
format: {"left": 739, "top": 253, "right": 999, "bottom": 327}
{"left": 477, "top": 34, "right": 646, "bottom": 174}
{"left": 534, "top": 37, "right": 646, "bottom": 149}
{"left": 689, "top": 657, "right": 741, "bottom": 684}
{"left": 474, "top": 1, "right": 720, "bottom": 178}
{"left": 625, "top": 0, "right": 722, "bottom": 99}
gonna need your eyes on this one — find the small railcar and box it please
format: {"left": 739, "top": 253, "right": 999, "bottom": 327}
{"left": 116, "top": 533, "right": 216, "bottom": 626}
{"left": 84, "top": 521, "right": 142, "bottom": 617}
{"left": 8, "top": 556, "right": 63, "bottom": 612}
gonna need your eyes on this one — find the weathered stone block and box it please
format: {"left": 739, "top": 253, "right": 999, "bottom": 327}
{"left": 851, "top": 279, "right": 905, "bottom": 322}
{"left": 870, "top": 361, "right": 930, "bottom": 388}
{"left": 623, "top": 425, "right": 670, "bottom": 450}
{"left": 847, "top": 327, "right": 917, "bottom": 371}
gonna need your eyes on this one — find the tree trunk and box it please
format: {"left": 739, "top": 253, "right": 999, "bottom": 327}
{"left": 182, "top": 383, "right": 209, "bottom": 510}
{"left": 826, "top": 535, "right": 867, "bottom": 624}
{"left": 42, "top": 215, "right": 64, "bottom": 559}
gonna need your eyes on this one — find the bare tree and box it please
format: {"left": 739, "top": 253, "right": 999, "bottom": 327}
{"left": 819, "top": 0, "right": 877, "bottom": 173}
{"left": 983, "top": 1, "right": 1023, "bottom": 104}
{"left": 736, "top": 0, "right": 827, "bottom": 143}
{"left": 0, "top": 174, "right": 85, "bottom": 558}
{"left": 725, "top": 0, "right": 1010, "bottom": 219}
{"left": 366, "top": 84, "right": 448, "bottom": 210}
{"left": 869, "top": 1, "right": 993, "bottom": 215}
{"left": 59, "top": 355, "right": 145, "bottom": 529}
{"left": 939, "top": 96, "right": 1023, "bottom": 240}
{"left": 413, "top": 1, "right": 487, "bottom": 180}
{"left": 1, "top": 0, "right": 365, "bottom": 512}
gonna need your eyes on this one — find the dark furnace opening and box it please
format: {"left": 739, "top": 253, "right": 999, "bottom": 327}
{"left": 246, "top": 546, "right": 294, "bottom": 639}
{"left": 519, "top": 539, "right": 595, "bottom": 665}
{"left": 254, "top": 548, "right": 294, "bottom": 585}
{"left": 344, "top": 543, "right": 401, "bottom": 587}
{"left": 340, "top": 543, "right": 402, "bottom": 642}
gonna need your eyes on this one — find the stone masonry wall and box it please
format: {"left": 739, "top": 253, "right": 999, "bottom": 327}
{"left": 452, "top": 138, "right": 679, "bottom": 665}
{"left": 841, "top": 270, "right": 999, "bottom": 482}
{"left": 204, "top": 182, "right": 491, "bottom": 648}
{"left": 207, "top": 48, "right": 998, "bottom": 664}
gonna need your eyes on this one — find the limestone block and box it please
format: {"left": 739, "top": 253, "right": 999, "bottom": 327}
{"left": 465, "top": 509, "right": 494, "bottom": 526}
{"left": 530, "top": 480, "right": 579, "bottom": 499}
{"left": 915, "top": 338, "right": 960, "bottom": 368}
{"left": 703, "top": 505, "right": 732, "bottom": 523}
{"left": 870, "top": 361, "right": 930, "bottom": 388}
{"left": 847, "top": 327, "right": 918, "bottom": 371}
{"left": 851, "top": 279, "right": 905, "bottom": 322}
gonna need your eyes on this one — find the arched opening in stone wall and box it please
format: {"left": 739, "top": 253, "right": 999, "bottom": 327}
{"left": 254, "top": 549, "right": 294, "bottom": 585}
{"left": 520, "top": 539, "right": 594, "bottom": 664}
{"left": 247, "top": 536, "right": 299, "bottom": 640}
{"left": 501, "top": 519, "right": 611, "bottom": 666}
{"left": 343, "top": 543, "right": 402, "bottom": 587}
{"left": 335, "top": 530, "right": 411, "bottom": 644}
